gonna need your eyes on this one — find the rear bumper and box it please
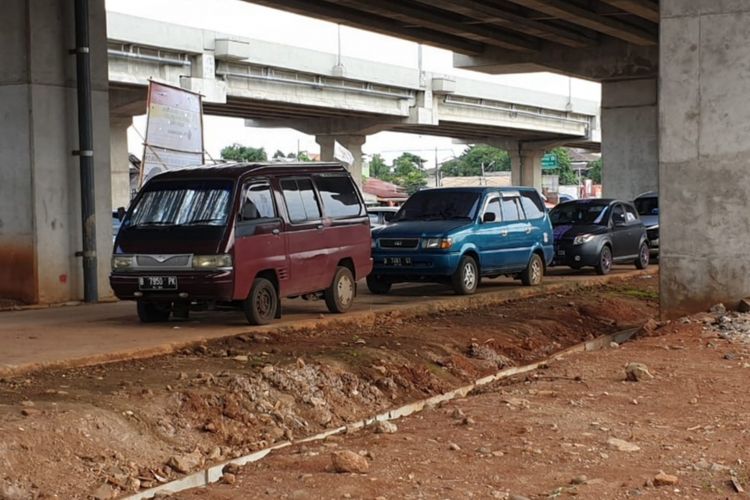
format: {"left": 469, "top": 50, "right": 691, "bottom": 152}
{"left": 371, "top": 251, "right": 460, "bottom": 280}
{"left": 110, "top": 271, "right": 234, "bottom": 302}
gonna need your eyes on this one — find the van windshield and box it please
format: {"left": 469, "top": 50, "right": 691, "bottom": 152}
{"left": 393, "top": 190, "right": 480, "bottom": 221}
{"left": 126, "top": 180, "right": 233, "bottom": 228}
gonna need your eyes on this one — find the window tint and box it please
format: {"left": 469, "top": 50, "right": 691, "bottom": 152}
{"left": 624, "top": 204, "right": 638, "bottom": 222}
{"left": 127, "top": 180, "right": 232, "bottom": 227}
{"left": 634, "top": 196, "right": 658, "bottom": 216}
{"left": 315, "top": 175, "right": 362, "bottom": 219}
{"left": 520, "top": 192, "right": 545, "bottom": 219}
{"left": 612, "top": 204, "right": 626, "bottom": 224}
{"left": 281, "top": 178, "right": 321, "bottom": 223}
{"left": 241, "top": 183, "right": 275, "bottom": 220}
{"left": 501, "top": 197, "right": 522, "bottom": 222}
{"left": 485, "top": 197, "right": 501, "bottom": 222}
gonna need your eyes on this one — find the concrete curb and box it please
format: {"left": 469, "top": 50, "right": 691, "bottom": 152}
{"left": 0, "top": 270, "right": 654, "bottom": 378}
{"left": 124, "top": 326, "right": 640, "bottom": 500}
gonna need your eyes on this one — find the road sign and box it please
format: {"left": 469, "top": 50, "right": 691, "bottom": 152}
{"left": 541, "top": 153, "right": 558, "bottom": 170}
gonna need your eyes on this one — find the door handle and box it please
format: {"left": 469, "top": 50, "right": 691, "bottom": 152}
{"left": 500, "top": 229, "right": 508, "bottom": 237}
{"left": 272, "top": 228, "right": 280, "bottom": 235}
{"left": 317, "top": 224, "right": 324, "bottom": 230}
{"left": 524, "top": 226, "right": 532, "bottom": 234}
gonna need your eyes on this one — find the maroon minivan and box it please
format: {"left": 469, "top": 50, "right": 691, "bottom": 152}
{"left": 110, "top": 163, "right": 373, "bottom": 325}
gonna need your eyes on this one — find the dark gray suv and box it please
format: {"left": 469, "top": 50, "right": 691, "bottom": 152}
{"left": 634, "top": 191, "right": 659, "bottom": 257}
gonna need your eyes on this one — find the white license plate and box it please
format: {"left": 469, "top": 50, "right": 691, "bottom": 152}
{"left": 138, "top": 276, "right": 178, "bottom": 290}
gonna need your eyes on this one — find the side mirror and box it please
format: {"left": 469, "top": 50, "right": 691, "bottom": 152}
{"left": 483, "top": 212, "right": 496, "bottom": 223}
{"left": 613, "top": 216, "right": 626, "bottom": 227}
{"left": 240, "top": 202, "right": 259, "bottom": 221}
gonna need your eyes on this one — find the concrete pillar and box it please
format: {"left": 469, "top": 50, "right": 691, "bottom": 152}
{"left": 0, "top": 0, "right": 112, "bottom": 304}
{"left": 510, "top": 148, "right": 543, "bottom": 191}
{"left": 659, "top": 1, "right": 750, "bottom": 316}
{"left": 601, "top": 78, "right": 658, "bottom": 200}
{"left": 316, "top": 134, "right": 366, "bottom": 188}
{"left": 110, "top": 116, "right": 132, "bottom": 210}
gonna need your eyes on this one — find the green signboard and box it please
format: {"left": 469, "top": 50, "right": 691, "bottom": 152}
{"left": 541, "top": 153, "right": 558, "bottom": 170}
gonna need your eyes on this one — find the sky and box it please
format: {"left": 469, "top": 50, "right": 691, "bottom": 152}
{"left": 106, "top": 0, "right": 601, "bottom": 168}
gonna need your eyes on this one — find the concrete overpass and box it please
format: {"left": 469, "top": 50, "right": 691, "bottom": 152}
{"left": 106, "top": 12, "right": 599, "bottom": 205}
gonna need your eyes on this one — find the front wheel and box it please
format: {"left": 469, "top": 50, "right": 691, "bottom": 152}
{"left": 325, "top": 266, "right": 355, "bottom": 314}
{"left": 595, "top": 246, "right": 613, "bottom": 275}
{"left": 243, "top": 278, "right": 278, "bottom": 325}
{"left": 451, "top": 255, "right": 479, "bottom": 295}
{"left": 521, "top": 253, "right": 544, "bottom": 286}
{"left": 137, "top": 300, "right": 171, "bottom": 323}
{"left": 366, "top": 275, "right": 392, "bottom": 295}
{"left": 635, "top": 241, "right": 650, "bottom": 269}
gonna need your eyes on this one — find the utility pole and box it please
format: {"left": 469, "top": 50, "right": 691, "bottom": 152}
{"left": 435, "top": 146, "right": 439, "bottom": 187}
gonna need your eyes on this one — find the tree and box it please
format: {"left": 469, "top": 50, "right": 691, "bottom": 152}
{"left": 272, "top": 149, "right": 286, "bottom": 159}
{"left": 391, "top": 153, "right": 427, "bottom": 194}
{"left": 587, "top": 158, "right": 602, "bottom": 184}
{"left": 220, "top": 144, "right": 268, "bottom": 162}
{"left": 546, "top": 147, "right": 578, "bottom": 185}
{"left": 297, "top": 151, "right": 312, "bottom": 162}
{"left": 440, "top": 145, "right": 511, "bottom": 177}
{"left": 368, "top": 154, "right": 391, "bottom": 180}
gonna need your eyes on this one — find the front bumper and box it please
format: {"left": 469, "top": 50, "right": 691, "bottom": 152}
{"left": 371, "top": 250, "right": 460, "bottom": 280}
{"left": 110, "top": 270, "right": 234, "bottom": 302}
{"left": 551, "top": 240, "right": 601, "bottom": 267}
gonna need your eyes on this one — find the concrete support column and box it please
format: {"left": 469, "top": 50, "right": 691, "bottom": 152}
{"left": 316, "top": 134, "right": 366, "bottom": 188}
{"left": 601, "top": 78, "right": 658, "bottom": 200}
{"left": 0, "top": 0, "right": 112, "bottom": 304}
{"left": 510, "top": 148, "right": 543, "bottom": 191}
{"left": 110, "top": 116, "right": 132, "bottom": 210}
{"left": 659, "top": 2, "right": 750, "bottom": 316}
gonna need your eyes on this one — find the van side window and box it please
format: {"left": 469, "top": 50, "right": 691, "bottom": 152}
{"left": 281, "top": 178, "right": 322, "bottom": 223}
{"left": 485, "top": 197, "right": 501, "bottom": 222}
{"left": 501, "top": 197, "right": 522, "bottom": 222}
{"left": 314, "top": 175, "right": 363, "bottom": 219}
{"left": 520, "top": 192, "right": 544, "bottom": 220}
{"left": 240, "top": 183, "right": 275, "bottom": 220}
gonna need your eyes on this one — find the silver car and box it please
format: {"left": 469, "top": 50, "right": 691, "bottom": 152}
{"left": 634, "top": 191, "right": 658, "bottom": 256}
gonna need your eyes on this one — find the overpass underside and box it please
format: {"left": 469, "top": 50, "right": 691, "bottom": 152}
{"left": 247, "top": 0, "right": 750, "bottom": 316}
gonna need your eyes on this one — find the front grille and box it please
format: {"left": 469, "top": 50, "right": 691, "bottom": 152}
{"left": 135, "top": 254, "right": 191, "bottom": 268}
{"left": 379, "top": 238, "right": 420, "bottom": 249}
{"left": 646, "top": 228, "right": 659, "bottom": 241}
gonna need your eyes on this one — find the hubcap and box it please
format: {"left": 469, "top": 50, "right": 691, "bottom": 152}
{"left": 641, "top": 245, "right": 649, "bottom": 265}
{"left": 463, "top": 263, "right": 476, "bottom": 289}
{"left": 603, "top": 250, "right": 611, "bottom": 270}
{"left": 337, "top": 274, "right": 354, "bottom": 305}
{"left": 256, "top": 288, "right": 273, "bottom": 317}
{"left": 531, "top": 258, "right": 542, "bottom": 284}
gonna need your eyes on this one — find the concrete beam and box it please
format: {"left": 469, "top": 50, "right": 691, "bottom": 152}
{"left": 504, "top": 0, "right": 657, "bottom": 46}
{"left": 510, "top": 147, "right": 543, "bottom": 190}
{"left": 601, "top": 0, "right": 660, "bottom": 23}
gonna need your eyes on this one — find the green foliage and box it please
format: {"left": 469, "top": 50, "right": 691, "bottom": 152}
{"left": 297, "top": 151, "right": 312, "bottom": 162}
{"left": 220, "top": 144, "right": 268, "bottom": 162}
{"left": 587, "top": 158, "right": 602, "bottom": 184}
{"left": 369, "top": 154, "right": 391, "bottom": 179}
{"left": 272, "top": 149, "right": 286, "bottom": 159}
{"left": 546, "top": 147, "right": 578, "bottom": 185}
{"left": 440, "top": 145, "right": 511, "bottom": 177}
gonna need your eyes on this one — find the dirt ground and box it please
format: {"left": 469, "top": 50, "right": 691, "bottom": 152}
{"left": 180, "top": 309, "right": 750, "bottom": 500}
{"left": 0, "top": 275, "right": 659, "bottom": 499}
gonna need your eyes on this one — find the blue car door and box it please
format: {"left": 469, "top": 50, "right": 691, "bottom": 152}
{"left": 473, "top": 193, "right": 505, "bottom": 272}
{"left": 499, "top": 193, "right": 529, "bottom": 270}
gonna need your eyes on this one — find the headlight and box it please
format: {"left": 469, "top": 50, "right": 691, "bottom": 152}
{"left": 111, "top": 255, "right": 135, "bottom": 270}
{"left": 192, "top": 254, "right": 233, "bottom": 269}
{"left": 573, "top": 234, "right": 595, "bottom": 245}
{"left": 423, "top": 238, "right": 453, "bottom": 250}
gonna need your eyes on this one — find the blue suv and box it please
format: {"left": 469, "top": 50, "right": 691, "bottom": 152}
{"left": 368, "top": 187, "right": 554, "bottom": 295}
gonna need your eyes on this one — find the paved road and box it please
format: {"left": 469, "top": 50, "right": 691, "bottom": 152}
{"left": 0, "top": 267, "right": 653, "bottom": 376}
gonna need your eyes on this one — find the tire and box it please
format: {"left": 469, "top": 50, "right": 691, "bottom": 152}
{"left": 451, "top": 255, "right": 479, "bottom": 295}
{"left": 243, "top": 277, "right": 278, "bottom": 325}
{"left": 520, "top": 253, "right": 544, "bottom": 286}
{"left": 136, "top": 300, "right": 171, "bottom": 323}
{"left": 595, "top": 245, "right": 613, "bottom": 275}
{"left": 366, "top": 275, "right": 392, "bottom": 295}
{"left": 635, "top": 241, "right": 650, "bottom": 269}
{"left": 325, "top": 266, "right": 356, "bottom": 314}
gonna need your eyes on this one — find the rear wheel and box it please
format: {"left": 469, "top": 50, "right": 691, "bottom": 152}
{"left": 635, "top": 241, "right": 650, "bottom": 269}
{"left": 521, "top": 253, "right": 544, "bottom": 286}
{"left": 136, "top": 300, "right": 171, "bottom": 323}
{"left": 325, "top": 266, "right": 356, "bottom": 314}
{"left": 243, "top": 278, "right": 278, "bottom": 325}
{"left": 595, "top": 246, "right": 613, "bottom": 275}
{"left": 366, "top": 275, "right": 392, "bottom": 295}
{"left": 452, "top": 255, "right": 479, "bottom": 295}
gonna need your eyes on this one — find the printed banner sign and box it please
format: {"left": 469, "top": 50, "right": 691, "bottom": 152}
{"left": 140, "top": 81, "right": 204, "bottom": 185}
